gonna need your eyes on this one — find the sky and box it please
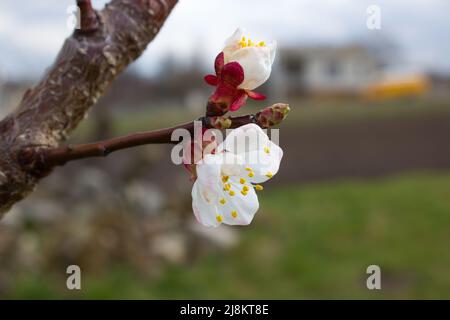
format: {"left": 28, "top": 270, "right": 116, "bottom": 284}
{"left": 0, "top": 0, "right": 449, "bottom": 82}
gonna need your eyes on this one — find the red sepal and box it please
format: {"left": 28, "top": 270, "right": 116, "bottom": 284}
{"left": 205, "top": 51, "right": 269, "bottom": 115}
{"left": 204, "top": 74, "right": 218, "bottom": 86}
{"left": 230, "top": 90, "right": 248, "bottom": 111}
{"left": 221, "top": 62, "right": 244, "bottom": 87}
{"left": 246, "top": 90, "right": 266, "bottom": 100}
{"left": 214, "top": 52, "right": 225, "bottom": 75}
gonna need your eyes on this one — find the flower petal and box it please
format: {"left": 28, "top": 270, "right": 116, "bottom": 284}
{"left": 197, "top": 154, "right": 222, "bottom": 182}
{"left": 216, "top": 124, "right": 282, "bottom": 183}
{"left": 223, "top": 28, "right": 245, "bottom": 63}
{"left": 220, "top": 151, "right": 245, "bottom": 177}
{"left": 192, "top": 181, "right": 222, "bottom": 227}
{"left": 217, "top": 124, "right": 270, "bottom": 155}
{"left": 267, "top": 41, "right": 277, "bottom": 65}
{"left": 224, "top": 27, "right": 245, "bottom": 48}
{"left": 192, "top": 153, "right": 228, "bottom": 227}
{"left": 204, "top": 74, "right": 218, "bottom": 86}
{"left": 219, "top": 177, "right": 259, "bottom": 225}
{"left": 228, "top": 46, "right": 274, "bottom": 90}
{"left": 244, "top": 140, "right": 283, "bottom": 184}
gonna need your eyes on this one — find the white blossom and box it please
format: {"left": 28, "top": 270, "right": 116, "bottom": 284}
{"left": 192, "top": 124, "right": 283, "bottom": 227}
{"left": 222, "top": 28, "right": 277, "bottom": 91}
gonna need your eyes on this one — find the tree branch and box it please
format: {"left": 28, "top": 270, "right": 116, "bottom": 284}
{"left": 0, "top": 0, "right": 178, "bottom": 215}
{"left": 27, "top": 103, "right": 290, "bottom": 168}
{"left": 42, "top": 122, "right": 194, "bottom": 167}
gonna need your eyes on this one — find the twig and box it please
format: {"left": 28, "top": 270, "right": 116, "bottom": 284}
{"left": 38, "top": 103, "right": 290, "bottom": 167}
{"left": 76, "top": 0, "right": 99, "bottom": 32}
{"left": 42, "top": 121, "right": 193, "bottom": 167}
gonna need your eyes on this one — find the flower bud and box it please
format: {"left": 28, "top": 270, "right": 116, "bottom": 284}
{"left": 207, "top": 116, "right": 232, "bottom": 129}
{"left": 255, "top": 103, "right": 290, "bottom": 128}
{"left": 223, "top": 28, "right": 277, "bottom": 91}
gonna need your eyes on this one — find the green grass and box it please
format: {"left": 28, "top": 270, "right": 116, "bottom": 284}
{"left": 7, "top": 172, "right": 450, "bottom": 299}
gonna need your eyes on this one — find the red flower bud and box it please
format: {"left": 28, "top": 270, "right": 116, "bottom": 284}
{"left": 205, "top": 52, "right": 266, "bottom": 116}
{"left": 255, "top": 103, "right": 290, "bottom": 128}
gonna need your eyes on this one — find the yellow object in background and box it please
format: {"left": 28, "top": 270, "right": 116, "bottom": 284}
{"left": 364, "top": 74, "right": 429, "bottom": 100}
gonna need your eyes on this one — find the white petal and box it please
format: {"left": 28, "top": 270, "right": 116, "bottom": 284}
{"left": 224, "top": 27, "right": 245, "bottom": 48}
{"left": 244, "top": 140, "right": 283, "bottom": 184}
{"left": 219, "top": 177, "right": 259, "bottom": 225}
{"left": 227, "top": 46, "right": 273, "bottom": 90}
{"left": 218, "top": 124, "right": 270, "bottom": 155}
{"left": 220, "top": 152, "right": 245, "bottom": 176}
{"left": 223, "top": 28, "right": 245, "bottom": 63}
{"left": 196, "top": 154, "right": 222, "bottom": 191}
{"left": 267, "top": 41, "right": 277, "bottom": 64}
{"left": 192, "top": 153, "right": 226, "bottom": 227}
{"left": 192, "top": 181, "right": 221, "bottom": 227}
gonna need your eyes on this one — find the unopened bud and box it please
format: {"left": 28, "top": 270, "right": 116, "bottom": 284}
{"left": 207, "top": 116, "right": 232, "bottom": 129}
{"left": 255, "top": 103, "right": 290, "bottom": 128}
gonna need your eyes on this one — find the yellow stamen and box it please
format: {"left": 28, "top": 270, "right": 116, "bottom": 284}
{"left": 216, "top": 215, "right": 223, "bottom": 223}
{"left": 245, "top": 167, "right": 253, "bottom": 172}
{"left": 222, "top": 175, "right": 229, "bottom": 183}
{"left": 238, "top": 36, "right": 265, "bottom": 48}
{"left": 219, "top": 198, "right": 226, "bottom": 205}
{"left": 240, "top": 178, "right": 246, "bottom": 184}
{"left": 229, "top": 190, "right": 236, "bottom": 196}
{"left": 255, "top": 184, "right": 264, "bottom": 191}
{"left": 223, "top": 183, "right": 231, "bottom": 191}
{"left": 231, "top": 211, "right": 238, "bottom": 218}
{"left": 241, "top": 190, "right": 248, "bottom": 196}
{"left": 248, "top": 172, "right": 254, "bottom": 178}
{"left": 264, "top": 147, "right": 270, "bottom": 154}
{"left": 242, "top": 186, "right": 249, "bottom": 192}
{"left": 238, "top": 36, "right": 247, "bottom": 48}
{"left": 266, "top": 172, "right": 273, "bottom": 178}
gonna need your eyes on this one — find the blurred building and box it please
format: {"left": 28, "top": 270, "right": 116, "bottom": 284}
{"left": 272, "top": 45, "right": 382, "bottom": 98}
{"left": 428, "top": 73, "right": 450, "bottom": 99}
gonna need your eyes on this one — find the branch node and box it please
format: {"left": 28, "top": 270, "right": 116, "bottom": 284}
{"left": 99, "top": 145, "right": 108, "bottom": 156}
{"left": 76, "top": 0, "right": 99, "bottom": 33}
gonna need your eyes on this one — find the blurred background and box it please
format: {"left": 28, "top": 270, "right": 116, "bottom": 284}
{"left": 1, "top": 0, "right": 450, "bottom": 299}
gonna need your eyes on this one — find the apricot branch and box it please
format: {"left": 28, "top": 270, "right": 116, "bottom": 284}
{"left": 30, "top": 103, "right": 290, "bottom": 168}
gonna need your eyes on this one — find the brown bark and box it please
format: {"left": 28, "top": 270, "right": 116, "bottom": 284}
{"left": 0, "top": 0, "right": 178, "bottom": 215}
